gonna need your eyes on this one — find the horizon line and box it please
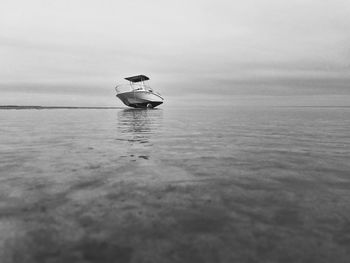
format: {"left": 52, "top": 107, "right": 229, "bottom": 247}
{"left": 0, "top": 105, "right": 124, "bottom": 110}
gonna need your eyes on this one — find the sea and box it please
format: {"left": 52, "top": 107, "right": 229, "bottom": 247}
{"left": 0, "top": 103, "right": 349, "bottom": 263}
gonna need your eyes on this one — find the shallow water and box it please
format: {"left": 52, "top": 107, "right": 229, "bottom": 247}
{"left": 0, "top": 105, "right": 350, "bottom": 263}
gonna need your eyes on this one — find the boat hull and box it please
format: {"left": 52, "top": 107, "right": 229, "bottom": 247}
{"left": 117, "top": 91, "right": 163, "bottom": 108}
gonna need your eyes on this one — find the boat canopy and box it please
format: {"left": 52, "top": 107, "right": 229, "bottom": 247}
{"left": 125, "top": 75, "right": 149, "bottom": 83}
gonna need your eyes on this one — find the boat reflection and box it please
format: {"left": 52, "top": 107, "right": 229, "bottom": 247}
{"left": 117, "top": 109, "right": 163, "bottom": 147}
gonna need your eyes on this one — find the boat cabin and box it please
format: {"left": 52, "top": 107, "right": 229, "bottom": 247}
{"left": 124, "top": 75, "right": 153, "bottom": 92}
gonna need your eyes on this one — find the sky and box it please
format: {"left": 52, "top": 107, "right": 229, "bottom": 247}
{"left": 0, "top": 0, "right": 349, "bottom": 106}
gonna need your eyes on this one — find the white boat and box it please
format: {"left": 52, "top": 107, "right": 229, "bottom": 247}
{"left": 115, "top": 75, "right": 164, "bottom": 108}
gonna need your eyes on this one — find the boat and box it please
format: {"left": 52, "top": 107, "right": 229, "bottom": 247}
{"left": 115, "top": 75, "right": 164, "bottom": 108}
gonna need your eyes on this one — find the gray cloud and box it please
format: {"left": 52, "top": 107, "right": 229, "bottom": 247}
{"left": 0, "top": 0, "right": 349, "bottom": 105}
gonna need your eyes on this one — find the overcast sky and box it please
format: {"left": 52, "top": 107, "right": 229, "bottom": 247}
{"left": 1, "top": 0, "right": 349, "bottom": 106}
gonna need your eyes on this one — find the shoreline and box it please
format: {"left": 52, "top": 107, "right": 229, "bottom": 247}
{"left": 0, "top": 105, "right": 123, "bottom": 110}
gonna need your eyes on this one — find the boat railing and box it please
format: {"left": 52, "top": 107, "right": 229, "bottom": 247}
{"left": 115, "top": 83, "right": 153, "bottom": 94}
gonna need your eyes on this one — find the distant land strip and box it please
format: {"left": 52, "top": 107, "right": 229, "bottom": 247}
{"left": 0, "top": 105, "right": 124, "bottom": 110}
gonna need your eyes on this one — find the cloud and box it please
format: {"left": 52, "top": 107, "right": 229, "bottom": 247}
{"left": 0, "top": 0, "right": 349, "bottom": 105}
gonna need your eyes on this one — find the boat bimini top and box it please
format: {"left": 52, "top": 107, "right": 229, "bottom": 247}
{"left": 125, "top": 75, "right": 150, "bottom": 83}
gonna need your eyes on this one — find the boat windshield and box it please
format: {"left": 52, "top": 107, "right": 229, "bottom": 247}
{"left": 115, "top": 82, "right": 153, "bottom": 94}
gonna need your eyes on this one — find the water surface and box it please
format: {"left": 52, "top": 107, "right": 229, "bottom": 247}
{"left": 0, "top": 105, "right": 349, "bottom": 263}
